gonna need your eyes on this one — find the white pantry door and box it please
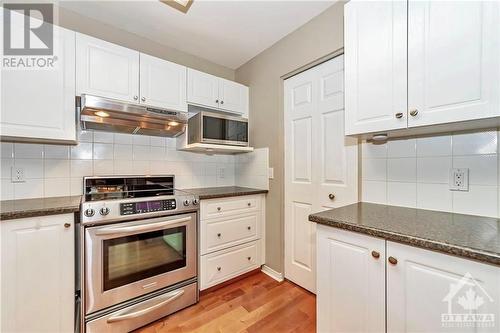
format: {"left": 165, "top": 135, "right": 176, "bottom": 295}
{"left": 284, "top": 55, "right": 358, "bottom": 293}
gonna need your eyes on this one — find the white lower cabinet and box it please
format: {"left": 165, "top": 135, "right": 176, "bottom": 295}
{"left": 1, "top": 214, "right": 75, "bottom": 333}
{"left": 199, "top": 194, "right": 265, "bottom": 290}
{"left": 317, "top": 225, "right": 385, "bottom": 333}
{"left": 317, "top": 227, "right": 500, "bottom": 333}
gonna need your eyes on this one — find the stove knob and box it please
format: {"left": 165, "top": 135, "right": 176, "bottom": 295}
{"left": 192, "top": 199, "right": 199, "bottom": 205}
{"left": 84, "top": 208, "right": 95, "bottom": 217}
{"left": 100, "top": 207, "right": 110, "bottom": 216}
{"left": 183, "top": 199, "right": 191, "bottom": 206}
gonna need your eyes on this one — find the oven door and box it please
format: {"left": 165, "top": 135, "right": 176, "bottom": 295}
{"left": 85, "top": 213, "right": 196, "bottom": 314}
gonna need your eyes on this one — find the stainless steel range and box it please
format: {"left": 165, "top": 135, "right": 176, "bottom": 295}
{"left": 78, "top": 176, "right": 199, "bottom": 333}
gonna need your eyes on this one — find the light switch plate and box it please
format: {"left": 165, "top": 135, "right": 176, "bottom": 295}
{"left": 449, "top": 168, "right": 469, "bottom": 191}
{"left": 11, "top": 166, "right": 25, "bottom": 183}
{"left": 268, "top": 167, "right": 274, "bottom": 179}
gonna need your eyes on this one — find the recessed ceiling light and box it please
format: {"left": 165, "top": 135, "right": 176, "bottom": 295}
{"left": 160, "top": 0, "right": 194, "bottom": 14}
{"left": 168, "top": 121, "right": 180, "bottom": 126}
{"left": 94, "top": 111, "right": 110, "bottom": 117}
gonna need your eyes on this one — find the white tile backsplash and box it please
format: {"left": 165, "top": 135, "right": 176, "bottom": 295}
{"left": 2, "top": 130, "right": 265, "bottom": 200}
{"left": 362, "top": 128, "right": 500, "bottom": 218}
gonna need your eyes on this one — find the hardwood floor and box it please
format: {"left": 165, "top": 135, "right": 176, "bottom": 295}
{"left": 135, "top": 272, "right": 316, "bottom": 333}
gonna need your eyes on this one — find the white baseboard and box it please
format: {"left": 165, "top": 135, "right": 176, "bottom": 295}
{"left": 261, "top": 265, "right": 284, "bottom": 282}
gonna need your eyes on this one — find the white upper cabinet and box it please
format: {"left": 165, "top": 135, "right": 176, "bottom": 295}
{"left": 139, "top": 53, "right": 187, "bottom": 111}
{"left": 1, "top": 20, "right": 76, "bottom": 143}
{"left": 187, "top": 68, "right": 249, "bottom": 117}
{"left": 218, "top": 79, "right": 249, "bottom": 116}
{"left": 76, "top": 33, "right": 140, "bottom": 103}
{"left": 345, "top": 0, "right": 500, "bottom": 136}
{"left": 407, "top": 0, "right": 500, "bottom": 127}
{"left": 187, "top": 68, "right": 219, "bottom": 109}
{"left": 344, "top": 0, "right": 407, "bottom": 135}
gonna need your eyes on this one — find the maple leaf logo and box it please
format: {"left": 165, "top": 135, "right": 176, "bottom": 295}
{"left": 457, "top": 288, "right": 484, "bottom": 312}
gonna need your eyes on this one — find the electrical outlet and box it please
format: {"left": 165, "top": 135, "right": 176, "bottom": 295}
{"left": 449, "top": 168, "right": 469, "bottom": 191}
{"left": 11, "top": 167, "right": 25, "bottom": 183}
{"left": 218, "top": 167, "right": 226, "bottom": 179}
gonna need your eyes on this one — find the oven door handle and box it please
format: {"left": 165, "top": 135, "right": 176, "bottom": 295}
{"left": 95, "top": 216, "right": 192, "bottom": 237}
{"left": 106, "top": 289, "right": 185, "bottom": 323}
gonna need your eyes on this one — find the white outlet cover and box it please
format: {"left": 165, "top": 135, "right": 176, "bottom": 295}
{"left": 268, "top": 167, "right": 274, "bottom": 179}
{"left": 449, "top": 168, "right": 469, "bottom": 191}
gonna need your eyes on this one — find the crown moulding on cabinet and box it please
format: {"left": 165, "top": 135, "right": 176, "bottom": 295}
{"left": 160, "top": 0, "right": 194, "bottom": 14}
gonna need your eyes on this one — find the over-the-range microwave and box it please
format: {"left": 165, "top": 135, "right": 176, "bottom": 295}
{"left": 188, "top": 111, "right": 249, "bottom": 147}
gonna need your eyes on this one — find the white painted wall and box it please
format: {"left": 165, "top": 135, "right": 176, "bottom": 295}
{"left": 361, "top": 128, "right": 499, "bottom": 218}
{"left": 235, "top": 148, "right": 269, "bottom": 190}
{"left": 0, "top": 130, "right": 268, "bottom": 200}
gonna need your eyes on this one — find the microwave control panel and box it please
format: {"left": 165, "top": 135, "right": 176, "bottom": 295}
{"left": 120, "top": 199, "right": 176, "bottom": 215}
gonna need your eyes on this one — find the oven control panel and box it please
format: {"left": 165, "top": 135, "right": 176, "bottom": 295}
{"left": 120, "top": 199, "right": 177, "bottom": 215}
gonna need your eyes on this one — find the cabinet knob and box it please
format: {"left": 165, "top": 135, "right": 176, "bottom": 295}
{"left": 217, "top": 207, "right": 221, "bottom": 211}
{"left": 247, "top": 226, "right": 251, "bottom": 230}
{"left": 371, "top": 250, "right": 380, "bottom": 259}
{"left": 395, "top": 112, "right": 403, "bottom": 119}
{"left": 247, "top": 256, "right": 251, "bottom": 261}
{"left": 220, "top": 100, "right": 224, "bottom": 105}
{"left": 217, "top": 266, "right": 221, "bottom": 271}
{"left": 216, "top": 99, "right": 219, "bottom": 104}
{"left": 141, "top": 97, "right": 146, "bottom": 102}
{"left": 64, "top": 223, "right": 71, "bottom": 229}
{"left": 247, "top": 202, "right": 251, "bottom": 207}
{"left": 388, "top": 256, "right": 398, "bottom": 265}
{"left": 409, "top": 109, "right": 419, "bottom": 117}
{"left": 328, "top": 193, "right": 335, "bottom": 200}
{"left": 133, "top": 95, "right": 138, "bottom": 101}
{"left": 217, "top": 233, "right": 221, "bottom": 238}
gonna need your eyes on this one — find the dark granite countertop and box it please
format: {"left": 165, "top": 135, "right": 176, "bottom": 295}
{"left": 309, "top": 202, "right": 500, "bottom": 267}
{"left": 183, "top": 186, "right": 268, "bottom": 200}
{"left": 0, "top": 196, "right": 82, "bottom": 221}
{"left": 0, "top": 187, "right": 267, "bottom": 221}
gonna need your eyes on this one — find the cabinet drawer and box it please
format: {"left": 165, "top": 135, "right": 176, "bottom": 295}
{"left": 201, "top": 195, "right": 261, "bottom": 220}
{"left": 200, "top": 241, "right": 260, "bottom": 290}
{"left": 201, "top": 213, "right": 259, "bottom": 255}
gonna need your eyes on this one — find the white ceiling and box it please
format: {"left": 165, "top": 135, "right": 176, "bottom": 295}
{"left": 58, "top": 0, "right": 336, "bottom": 69}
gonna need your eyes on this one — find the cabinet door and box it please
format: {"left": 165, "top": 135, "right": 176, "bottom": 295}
{"left": 186, "top": 68, "right": 219, "bottom": 109}
{"left": 344, "top": 0, "right": 407, "bottom": 135}
{"left": 218, "top": 79, "right": 249, "bottom": 116}
{"left": 387, "top": 241, "right": 500, "bottom": 333}
{"left": 1, "top": 20, "right": 76, "bottom": 143}
{"left": 139, "top": 53, "right": 187, "bottom": 111}
{"left": 76, "top": 33, "right": 139, "bottom": 102}
{"left": 317, "top": 226, "right": 385, "bottom": 333}
{"left": 1, "top": 214, "right": 75, "bottom": 333}
{"left": 408, "top": 1, "right": 500, "bottom": 127}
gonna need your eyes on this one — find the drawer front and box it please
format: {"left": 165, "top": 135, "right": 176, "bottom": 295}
{"left": 200, "top": 241, "right": 260, "bottom": 290}
{"left": 202, "top": 213, "right": 259, "bottom": 255}
{"left": 201, "top": 195, "right": 261, "bottom": 220}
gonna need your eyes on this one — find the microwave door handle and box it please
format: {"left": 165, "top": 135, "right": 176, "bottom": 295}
{"left": 95, "top": 216, "right": 191, "bottom": 237}
{"left": 106, "top": 289, "right": 185, "bottom": 323}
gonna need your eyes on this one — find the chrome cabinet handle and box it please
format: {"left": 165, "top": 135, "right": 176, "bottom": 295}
{"left": 409, "top": 109, "right": 418, "bottom": 117}
{"left": 133, "top": 95, "right": 138, "bottom": 100}
{"left": 107, "top": 289, "right": 185, "bottom": 323}
{"left": 388, "top": 256, "right": 398, "bottom": 265}
{"left": 328, "top": 193, "right": 335, "bottom": 200}
{"left": 395, "top": 112, "right": 403, "bottom": 119}
{"left": 141, "top": 96, "right": 146, "bottom": 102}
{"left": 371, "top": 251, "right": 380, "bottom": 259}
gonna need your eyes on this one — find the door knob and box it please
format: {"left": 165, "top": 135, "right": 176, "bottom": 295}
{"left": 409, "top": 109, "right": 418, "bottom": 117}
{"left": 371, "top": 251, "right": 380, "bottom": 259}
{"left": 388, "top": 256, "right": 398, "bottom": 265}
{"left": 328, "top": 193, "right": 335, "bottom": 200}
{"left": 64, "top": 223, "right": 71, "bottom": 229}
{"left": 395, "top": 112, "right": 403, "bottom": 119}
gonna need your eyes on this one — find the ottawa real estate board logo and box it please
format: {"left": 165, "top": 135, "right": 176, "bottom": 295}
{"left": 2, "top": 3, "right": 57, "bottom": 69}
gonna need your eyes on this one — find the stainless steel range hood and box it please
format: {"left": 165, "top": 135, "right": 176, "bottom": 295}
{"left": 79, "top": 94, "right": 188, "bottom": 137}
